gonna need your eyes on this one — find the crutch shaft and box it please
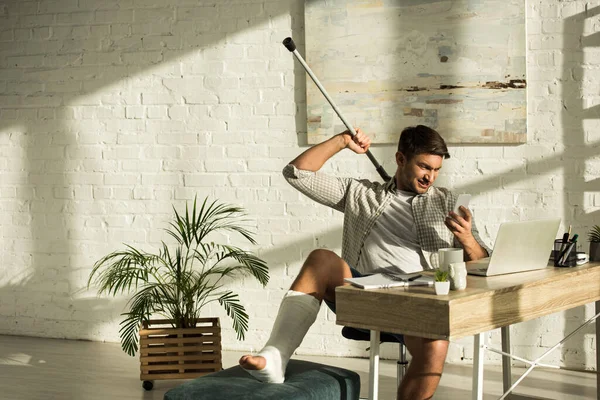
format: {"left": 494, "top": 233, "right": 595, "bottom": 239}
{"left": 283, "top": 37, "right": 391, "bottom": 182}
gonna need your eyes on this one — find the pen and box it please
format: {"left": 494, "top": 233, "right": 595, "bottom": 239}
{"left": 560, "top": 242, "right": 575, "bottom": 265}
{"left": 559, "top": 232, "right": 569, "bottom": 254}
{"left": 561, "top": 234, "right": 579, "bottom": 265}
{"left": 408, "top": 274, "right": 422, "bottom": 281}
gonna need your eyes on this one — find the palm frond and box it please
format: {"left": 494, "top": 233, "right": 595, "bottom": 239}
{"left": 119, "top": 283, "right": 177, "bottom": 356}
{"left": 188, "top": 270, "right": 214, "bottom": 307}
{"left": 198, "top": 202, "right": 256, "bottom": 245}
{"left": 167, "top": 196, "right": 257, "bottom": 247}
{"left": 202, "top": 244, "right": 269, "bottom": 286}
{"left": 158, "top": 242, "right": 179, "bottom": 274}
{"left": 119, "top": 314, "right": 143, "bottom": 357}
{"left": 167, "top": 197, "right": 206, "bottom": 247}
{"left": 191, "top": 243, "right": 214, "bottom": 269}
{"left": 87, "top": 245, "right": 160, "bottom": 296}
{"left": 217, "top": 291, "right": 249, "bottom": 340}
{"left": 158, "top": 244, "right": 196, "bottom": 293}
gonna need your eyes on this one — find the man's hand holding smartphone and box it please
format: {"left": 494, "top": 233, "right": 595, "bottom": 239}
{"left": 452, "top": 194, "right": 471, "bottom": 218}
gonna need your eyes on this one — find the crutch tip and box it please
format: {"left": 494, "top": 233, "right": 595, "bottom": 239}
{"left": 282, "top": 37, "right": 296, "bottom": 52}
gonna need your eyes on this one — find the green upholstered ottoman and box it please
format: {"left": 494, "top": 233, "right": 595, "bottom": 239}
{"left": 163, "top": 359, "right": 360, "bottom": 400}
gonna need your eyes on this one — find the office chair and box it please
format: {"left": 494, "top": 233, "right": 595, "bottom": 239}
{"left": 341, "top": 326, "right": 407, "bottom": 388}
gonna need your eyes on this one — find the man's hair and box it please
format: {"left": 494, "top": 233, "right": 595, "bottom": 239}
{"left": 397, "top": 125, "right": 450, "bottom": 160}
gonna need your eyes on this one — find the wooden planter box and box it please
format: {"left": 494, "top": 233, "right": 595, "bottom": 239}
{"left": 139, "top": 318, "right": 222, "bottom": 383}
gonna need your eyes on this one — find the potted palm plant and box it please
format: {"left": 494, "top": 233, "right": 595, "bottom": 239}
{"left": 588, "top": 225, "right": 600, "bottom": 262}
{"left": 88, "top": 196, "right": 269, "bottom": 390}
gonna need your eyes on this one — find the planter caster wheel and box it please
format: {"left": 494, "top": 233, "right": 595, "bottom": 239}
{"left": 142, "top": 380, "right": 154, "bottom": 391}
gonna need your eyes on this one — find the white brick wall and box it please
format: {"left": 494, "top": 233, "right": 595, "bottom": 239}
{"left": 0, "top": 0, "right": 598, "bottom": 371}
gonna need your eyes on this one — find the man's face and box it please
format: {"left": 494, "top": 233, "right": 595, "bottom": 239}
{"left": 395, "top": 152, "right": 443, "bottom": 194}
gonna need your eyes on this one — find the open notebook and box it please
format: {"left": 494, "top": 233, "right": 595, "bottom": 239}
{"left": 344, "top": 271, "right": 434, "bottom": 289}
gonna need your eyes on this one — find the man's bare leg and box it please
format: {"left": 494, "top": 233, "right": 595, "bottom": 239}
{"left": 397, "top": 336, "right": 449, "bottom": 400}
{"left": 239, "top": 249, "right": 352, "bottom": 376}
{"left": 289, "top": 248, "right": 353, "bottom": 301}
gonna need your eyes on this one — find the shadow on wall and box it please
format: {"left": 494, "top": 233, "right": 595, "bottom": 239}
{"left": 560, "top": 4, "right": 600, "bottom": 372}
{"left": 0, "top": 0, "right": 311, "bottom": 341}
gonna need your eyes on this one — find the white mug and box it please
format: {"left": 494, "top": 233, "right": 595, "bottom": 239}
{"left": 438, "top": 248, "right": 463, "bottom": 272}
{"left": 449, "top": 261, "right": 467, "bottom": 290}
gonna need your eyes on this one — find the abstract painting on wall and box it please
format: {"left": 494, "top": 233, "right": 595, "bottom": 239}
{"left": 305, "top": 0, "right": 526, "bottom": 144}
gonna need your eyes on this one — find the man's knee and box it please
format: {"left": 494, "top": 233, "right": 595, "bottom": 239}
{"left": 303, "top": 249, "right": 350, "bottom": 287}
{"left": 407, "top": 337, "right": 449, "bottom": 364}
{"left": 427, "top": 339, "right": 449, "bottom": 358}
{"left": 305, "top": 248, "right": 338, "bottom": 264}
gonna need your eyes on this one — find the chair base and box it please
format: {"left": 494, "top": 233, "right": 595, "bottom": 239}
{"left": 342, "top": 326, "right": 408, "bottom": 391}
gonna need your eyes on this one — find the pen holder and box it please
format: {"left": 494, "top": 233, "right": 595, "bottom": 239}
{"left": 553, "top": 239, "right": 577, "bottom": 267}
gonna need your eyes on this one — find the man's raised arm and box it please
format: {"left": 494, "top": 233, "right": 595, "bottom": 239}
{"left": 290, "top": 129, "right": 371, "bottom": 171}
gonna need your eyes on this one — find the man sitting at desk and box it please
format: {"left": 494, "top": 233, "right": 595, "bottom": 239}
{"left": 240, "top": 125, "right": 490, "bottom": 399}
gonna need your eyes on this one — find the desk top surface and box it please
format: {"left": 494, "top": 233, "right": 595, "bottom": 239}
{"left": 336, "top": 262, "right": 600, "bottom": 303}
{"left": 335, "top": 262, "right": 600, "bottom": 339}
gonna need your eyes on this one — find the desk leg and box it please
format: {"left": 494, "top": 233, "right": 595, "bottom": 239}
{"left": 596, "top": 301, "right": 599, "bottom": 400}
{"left": 501, "top": 326, "right": 512, "bottom": 393}
{"left": 472, "top": 332, "right": 485, "bottom": 400}
{"left": 369, "top": 330, "right": 380, "bottom": 400}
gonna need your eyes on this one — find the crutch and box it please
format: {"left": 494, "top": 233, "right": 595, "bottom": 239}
{"left": 282, "top": 37, "right": 392, "bottom": 182}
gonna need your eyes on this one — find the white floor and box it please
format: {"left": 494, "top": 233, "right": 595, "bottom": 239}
{"left": 0, "top": 335, "right": 596, "bottom": 400}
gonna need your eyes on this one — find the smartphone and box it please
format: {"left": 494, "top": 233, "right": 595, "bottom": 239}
{"left": 452, "top": 194, "right": 471, "bottom": 217}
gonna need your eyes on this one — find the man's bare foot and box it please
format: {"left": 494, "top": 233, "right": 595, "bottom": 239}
{"left": 238, "top": 348, "right": 285, "bottom": 383}
{"left": 239, "top": 354, "right": 266, "bottom": 370}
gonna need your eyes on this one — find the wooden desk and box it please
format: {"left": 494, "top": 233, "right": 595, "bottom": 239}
{"left": 335, "top": 262, "right": 600, "bottom": 399}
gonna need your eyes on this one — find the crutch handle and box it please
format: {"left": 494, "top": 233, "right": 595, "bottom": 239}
{"left": 282, "top": 37, "right": 296, "bottom": 52}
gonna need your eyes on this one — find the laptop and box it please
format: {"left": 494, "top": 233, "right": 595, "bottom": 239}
{"left": 467, "top": 219, "right": 561, "bottom": 276}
